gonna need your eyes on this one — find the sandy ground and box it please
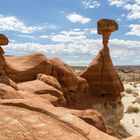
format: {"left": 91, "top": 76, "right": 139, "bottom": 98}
{"left": 120, "top": 82, "right": 140, "bottom": 136}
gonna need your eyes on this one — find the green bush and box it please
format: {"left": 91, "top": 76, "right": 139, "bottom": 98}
{"left": 126, "top": 106, "right": 140, "bottom": 113}
{"left": 125, "top": 88, "right": 133, "bottom": 94}
{"left": 135, "top": 97, "right": 140, "bottom": 104}
{"left": 132, "top": 92, "right": 139, "bottom": 97}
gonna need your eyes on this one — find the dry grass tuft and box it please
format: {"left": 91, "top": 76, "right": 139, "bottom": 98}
{"left": 126, "top": 106, "right": 140, "bottom": 113}
{"left": 125, "top": 88, "right": 133, "bottom": 94}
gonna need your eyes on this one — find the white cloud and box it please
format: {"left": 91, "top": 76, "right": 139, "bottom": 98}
{"left": 60, "top": 30, "right": 85, "bottom": 36}
{"left": 136, "top": 0, "right": 140, "bottom": 4}
{"left": 108, "top": 0, "right": 125, "bottom": 7}
{"left": 9, "top": 39, "right": 16, "bottom": 43}
{"left": 127, "top": 12, "right": 140, "bottom": 19}
{"left": 90, "top": 28, "right": 97, "bottom": 34}
{"left": 110, "top": 38, "right": 140, "bottom": 47}
{"left": 82, "top": 0, "right": 100, "bottom": 8}
{"left": 0, "top": 15, "right": 57, "bottom": 33}
{"left": 126, "top": 24, "right": 140, "bottom": 36}
{"left": 4, "top": 38, "right": 140, "bottom": 65}
{"left": 51, "top": 29, "right": 97, "bottom": 43}
{"left": 0, "top": 15, "right": 43, "bottom": 33}
{"left": 66, "top": 13, "right": 91, "bottom": 24}
{"left": 51, "top": 34, "right": 87, "bottom": 43}
{"left": 108, "top": 0, "right": 140, "bottom": 20}
{"left": 39, "top": 35, "right": 49, "bottom": 39}
{"left": 18, "top": 35, "right": 35, "bottom": 39}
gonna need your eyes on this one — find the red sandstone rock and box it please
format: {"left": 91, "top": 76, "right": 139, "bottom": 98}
{"left": 81, "top": 47, "right": 124, "bottom": 100}
{"left": 0, "top": 20, "right": 138, "bottom": 139}
{"left": 80, "top": 19, "right": 124, "bottom": 126}
{"left": 5, "top": 53, "right": 52, "bottom": 82}
{"left": 0, "top": 75, "right": 18, "bottom": 90}
{"left": 18, "top": 80, "right": 66, "bottom": 106}
{"left": 0, "top": 34, "right": 9, "bottom": 46}
{"left": 0, "top": 99, "right": 118, "bottom": 140}
{"left": 80, "top": 19, "right": 124, "bottom": 104}
{"left": 71, "top": 109, "right": 106, "bottom": 132}
{"left": 64, "top": 77, "right": 89, "bottom": 109}
{"left": 123, "top": 136, "right": 140, "bottom": 140}
{"left": 0, "top": 50, "right": 6, "bottom": 76}
{"left": 37, "top": 73, "right": 62, "bottom": 91}
{"left": 49, "top": 58, "right": 78, "bottom": 92}
{"left": 0, "top": 84, "right": 21, "bottom": 99}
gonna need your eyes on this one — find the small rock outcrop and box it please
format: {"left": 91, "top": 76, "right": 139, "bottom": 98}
{"left": 0, "top": 34, "right": 9, "bottom": 46}
{"left": 0, "top": 34, "right": 8, "bottom": 76}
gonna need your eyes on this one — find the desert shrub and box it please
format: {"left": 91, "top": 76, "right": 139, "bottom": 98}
{"left": 126, "top": 106, "right": 140, "bottom": 113}
{"left": 135, "top": 97, "right": 140, "bottom": 104}
{"left": 121, "top": 92, "right": 125, "bottom": 97}
{"left": 133, "top": 83, "right": 137, "bottom": 88}
{"left": 132, "top": 92, "right": 139, "bottom": 97}
{"left": 125, "top": 88, "right": 133, "bottom": 94}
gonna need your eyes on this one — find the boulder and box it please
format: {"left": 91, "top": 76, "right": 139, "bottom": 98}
{"left": 18, "top": 80, "right": 66, "bottom": 106}
{"left": 0, "top": 75, "right": 18, "bottom": 90}
{"left": 0, "top": 34, "right": 9, "bottom": 46}
{"left": 5, "top": 53, "right": 52, "bottom": 82}
{"left": 37, "top": 73, "right": 62, "bottom": 91}
{"left": 71, "top": 109, "right": 106, "bottom": 132}
{"left": 0, "top": 84, "right": 21, "bottom": 99}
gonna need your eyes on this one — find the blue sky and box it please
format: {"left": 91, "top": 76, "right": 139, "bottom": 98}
{"left": 0, "top": 0, "right": 140, "bottom": 65}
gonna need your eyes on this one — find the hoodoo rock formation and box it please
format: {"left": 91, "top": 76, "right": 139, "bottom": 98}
{"left": 0, "top": 19, "right": 138, "bottom": 140}
{"left": 81, "top": 19, "right": 124, "bottom": 125}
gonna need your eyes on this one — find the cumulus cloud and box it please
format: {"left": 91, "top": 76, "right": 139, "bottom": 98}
{"left": 0, "top": 15, "right": 57, "bottom": 33}
{"left": 39, "top": 35, "right": 49, "bottom": 39}
{"left": 0, "top": 15, "right": 43, "bottom": 33}
{"left": 51, "top": 28, "right": 97, "bottom": 43}
{"left": 4, "top": 42, "right": 99, "bottom": 56}
{"left": 126, "top": 24, "right": 140, "bottom": 36}
{"left": 108, "top": 0, "right": 140, "bottom": 20}
{"left": 4, "top": 38, "right": 140, "bottom": 65}
{"left": 108, "top": 0, "right": 125, "bottom": 7}
{"left": 66, "top": 13, "right": 91, "bottom": 24}
{"left": 82, "top": 0, "right": 100, "bottom": 8}
{"left": 18, "top": 35, "right": 35, "bottom": 39}
{"left": 52, "top": 34, "right": 87, "bottom": 43}
{"left": 3, "top": 26, "right": 140, "bottom": 65}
